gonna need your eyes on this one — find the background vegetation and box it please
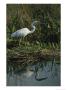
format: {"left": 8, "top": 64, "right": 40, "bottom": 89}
{"left": 7, "top": 4, "right": 60, "bottom": 52}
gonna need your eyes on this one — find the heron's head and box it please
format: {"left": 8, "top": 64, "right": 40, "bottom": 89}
{"left": 32, "top": 20, "right": 45, "bottom": 25}
{"left": 32, "top": 21, "right": 39, "bottom": 26}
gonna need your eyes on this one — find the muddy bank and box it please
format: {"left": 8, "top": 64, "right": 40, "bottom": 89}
{"left": 7, "top": 48, "right": 60, "bottom": 65}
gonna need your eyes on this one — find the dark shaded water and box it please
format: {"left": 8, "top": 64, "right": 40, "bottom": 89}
{"left": 7, "top": 57, "right": 60, "bottom": 86}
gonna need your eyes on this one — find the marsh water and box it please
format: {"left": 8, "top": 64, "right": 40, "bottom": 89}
{"left": 7, "top": 56, "right": 60, "bottom": 86}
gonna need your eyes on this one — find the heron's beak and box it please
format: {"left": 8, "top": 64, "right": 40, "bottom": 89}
{"left": 34, "top": 21, "right": 40, "bottom": 23}
{"left": 35, "top": 20, "right": 45, "bottom": 24}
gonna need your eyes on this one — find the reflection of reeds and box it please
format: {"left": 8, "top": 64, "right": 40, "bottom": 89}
{"left": 7, "top": 57, "right": 59, "bottom": 83}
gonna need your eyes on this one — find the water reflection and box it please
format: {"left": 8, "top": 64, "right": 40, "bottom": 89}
{"left": 7, "top": 57, "right": 60, "bottom": 86}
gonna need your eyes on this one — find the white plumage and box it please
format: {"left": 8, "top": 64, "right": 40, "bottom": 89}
{"left": 11, "top": 21, "right": 38, "bottom": 38}
{"left": 11, "top": 28, "right": 31, "bottom": 38}
{"left": 11, "top": 21, "right": 39, "bottom": 46}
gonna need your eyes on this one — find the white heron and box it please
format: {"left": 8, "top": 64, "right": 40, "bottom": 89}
{"left": 11, "top": 21, "right": 39, "bottom": 46}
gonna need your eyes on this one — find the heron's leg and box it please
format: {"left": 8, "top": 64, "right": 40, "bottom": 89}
{"left": 24, "top": 37, "right": 26, "bottom": 47}
{"left": 22, "top": 37, "right": 24, "bottom": 44}
{"left": 22, "top": 37, "right": 26, "bottom": 47}
{"left": 19, "top": 37, "right": 22, "bottom": 46}
{"left": 25, "top": 37, "right": 27, "bottom": 45}
{"left": 19, "top": 38, "right": 21, "bottom": 46}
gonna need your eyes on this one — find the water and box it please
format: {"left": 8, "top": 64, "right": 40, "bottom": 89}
{"left": 7, "top": 57, "right": 60, "bottom": 86}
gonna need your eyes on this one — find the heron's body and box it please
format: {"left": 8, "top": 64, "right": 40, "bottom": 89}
{"left": 11, "top": 21, "right": 37, "bottom": 38}
{"left": 11, "top": 28, "right": 31, "bottom": 38}
{"left": 11, "top": 21, "right": 38, "bottom": 46}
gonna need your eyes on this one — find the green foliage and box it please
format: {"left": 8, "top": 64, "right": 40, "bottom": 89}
{"left": 7, "top": 4, "right": 60, "bottom": 47}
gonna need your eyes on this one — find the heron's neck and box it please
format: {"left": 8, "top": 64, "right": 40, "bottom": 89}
{"left": 30, "top": 25, "right": 36, "bottom": 34}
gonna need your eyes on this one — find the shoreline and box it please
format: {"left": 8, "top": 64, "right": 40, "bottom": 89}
{"left": 7, "top": 48, "right": 60, "bottom": 64}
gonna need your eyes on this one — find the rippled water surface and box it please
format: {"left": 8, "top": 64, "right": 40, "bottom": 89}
{"left": 7, "top": 57, "right": 60, "bottom": 86}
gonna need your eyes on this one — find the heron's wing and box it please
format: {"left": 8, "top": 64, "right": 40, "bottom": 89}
{"left": 11, "top": 28, "right": 31, "bottom": 37}
{"left": 19, "top": 28, "right": 31, "bottom": 37}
